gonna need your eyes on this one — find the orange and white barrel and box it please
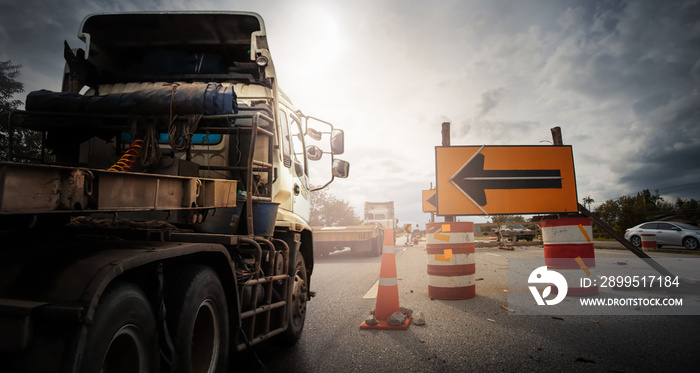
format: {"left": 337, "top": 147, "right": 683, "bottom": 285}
{"left": 641, "top": 234, "right": 657, "bottom": 250}
{"left": 489, "top": 235, "right": 498, "bottom": 243}
{"left": 541, "top": 217, "right": 597, "bottom": 296}
{"left": 426, "top": 222, "right": 476, "bottom": 300}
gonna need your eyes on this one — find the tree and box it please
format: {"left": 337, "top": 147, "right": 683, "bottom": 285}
{"left": 675, "top": 197, "right": 700, "bottom": 225}
{"left": 0, "top": 55, "right": 41, "bottom": 161}
{"left": 582, "top": 195, "right": 594, "bottom": 210}
{"left": 309, "top": 188, "right": 361, "bottom": 226}
{"left": 0, "top": 57, "right": 23, "bottom": 110}
{"left": 593, "top": 189, "right": 700, "bottom": 237}
{"left": 490, "top": 215, "right": 525, "bottom": 224}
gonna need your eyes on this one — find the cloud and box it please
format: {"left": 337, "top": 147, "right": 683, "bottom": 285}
{"left": 476, "top": 88, "right": 506, "bottom": 118}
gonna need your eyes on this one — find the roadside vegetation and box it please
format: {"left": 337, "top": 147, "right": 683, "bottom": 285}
{"left": 0, "top": 56, "right": 42, "bottom": 162}
{"left": 593, "top": 189, "right": 700, "bottom": 238}
{"left": 309, "top": 187, "right": 361, "bottom": 227}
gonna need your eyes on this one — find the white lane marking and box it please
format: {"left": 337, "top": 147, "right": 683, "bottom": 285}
{"left": 486, "top": 253, "right": 501, "bottom": 257}
{"left": 363, "top": 246, "right": 409, "bottom": 299}
{"left": 363, "top": 280, "right": 379, "bottom": 299}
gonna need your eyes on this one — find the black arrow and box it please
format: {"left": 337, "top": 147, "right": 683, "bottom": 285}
{"left": 426, "top": 192, "right": 437, "bottom": 209}
{"left": 451, "top": 153, "right": 562, "bottom": 206}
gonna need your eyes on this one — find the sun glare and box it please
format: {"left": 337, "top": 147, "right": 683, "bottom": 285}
{"left": 301, "top": 7, "right": 342, "bottom": 69}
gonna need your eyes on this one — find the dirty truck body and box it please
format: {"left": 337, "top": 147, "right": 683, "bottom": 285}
{"left": 0, "top": 12, "right": 347, "bottom": 372}
{"left": 311, "top": 224, "right": 384, "bottom": 257}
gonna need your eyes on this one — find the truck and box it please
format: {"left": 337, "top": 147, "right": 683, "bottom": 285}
{"left": 310, "top": 201, "right": 397, "bottom": 258}
{"left": 363, "top": 201, "right": 396, "bottom": 245}
{"left": 0, "top": 12, "right": 348, "bottom": 373}
{"left": 311, "top": 224, "right": 385, "bottom": 257}
{"left": 364, "top": 201, "right": 395, "bottom": 229}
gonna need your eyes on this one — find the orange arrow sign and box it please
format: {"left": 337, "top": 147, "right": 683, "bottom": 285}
{"left": 422, "top": 189, "right": 437, "bottom": 212}
{"left": 436, "top": 146, "right": 578, "bottom": 215}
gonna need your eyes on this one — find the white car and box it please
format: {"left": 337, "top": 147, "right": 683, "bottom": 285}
{"left": 624, "top": 221, "right": 700, "bottom": 250}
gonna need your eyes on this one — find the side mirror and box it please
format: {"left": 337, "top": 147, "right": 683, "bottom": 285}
{"left": 332, "top": 159, "right": 349, "bottom": 178}
{"left": 331, "top": 129, "right": 344, "bottom": 155}
{"left": 306, "top": 127, "right": 323, "bottom": 141}
{"left": 306, "top": 145, "right": 323, "bottom": 161}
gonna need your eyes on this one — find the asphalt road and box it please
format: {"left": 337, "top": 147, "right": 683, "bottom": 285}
{"left": 234, "top": 243, "right": 700, "bottom": 372}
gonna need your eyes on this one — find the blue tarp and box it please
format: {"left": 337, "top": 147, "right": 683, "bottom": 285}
{"left": 26, "top": 82, "right": 237, "bottom": 115}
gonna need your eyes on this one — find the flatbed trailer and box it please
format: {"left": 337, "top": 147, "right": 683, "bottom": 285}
{"left": 312, "top": 224, "right": 384, "bottom": 257}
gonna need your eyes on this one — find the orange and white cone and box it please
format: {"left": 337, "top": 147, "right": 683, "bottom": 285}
{"left": 383, "top": 227, "right": 394, "bottom": 247}
{"left": 360, "top": 228, "right": 411, "bottom": 330}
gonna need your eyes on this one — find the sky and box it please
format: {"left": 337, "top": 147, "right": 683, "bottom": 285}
{"left": 1, "top": 0, "right": 699, "bottom": 228}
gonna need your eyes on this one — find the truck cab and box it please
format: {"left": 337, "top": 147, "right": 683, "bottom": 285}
{"left": 364, "top": 201, "right": 396, "bottom": 245}
{"left": 61, "top": 12, "right": 348, "bottom": 230}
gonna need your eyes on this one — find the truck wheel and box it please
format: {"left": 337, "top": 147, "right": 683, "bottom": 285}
{"left": 168, "top": 265, "right": 229, "bottom": 373}
{"left": 280, "top": 252, "right": 308, "bottom": 345}
{"left": 81, "top": 282, "right": 159, "bottom": 373}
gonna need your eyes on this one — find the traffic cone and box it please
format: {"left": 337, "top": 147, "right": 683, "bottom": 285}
{"left": 383, "top": 227, "right": 394, "bottom": 247}
{"left": 360, "top": 228, "right": 412, "bottom": 330}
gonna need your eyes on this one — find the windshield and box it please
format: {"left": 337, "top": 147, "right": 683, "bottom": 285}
{"left": 675, "top": 222, "right": 700, "bottom": 230}
{"left": 79, "top": 12, "right": 266, "bottom": 85}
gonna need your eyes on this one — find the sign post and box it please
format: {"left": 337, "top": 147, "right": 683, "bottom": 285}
{"left": 441, "top": 123, "right": 455, "bottom": 222}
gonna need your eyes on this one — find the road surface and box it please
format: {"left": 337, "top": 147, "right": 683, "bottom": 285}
{"left": 234, "top": 242, "right": 700, "bottom": 372}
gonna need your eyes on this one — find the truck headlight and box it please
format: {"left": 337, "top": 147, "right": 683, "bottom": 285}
{"left": 256, "top": 56, "right": 269, "bottom": 67}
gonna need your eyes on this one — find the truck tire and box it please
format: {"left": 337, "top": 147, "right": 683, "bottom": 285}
{"left": 280, "top": 252, "right": 308, "bottom": 345}
{"left": 167, "top": 265, "right": 229, "bottom": 373}
{"left": 81, "top": 282, "right": 159, "bottom": 373}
